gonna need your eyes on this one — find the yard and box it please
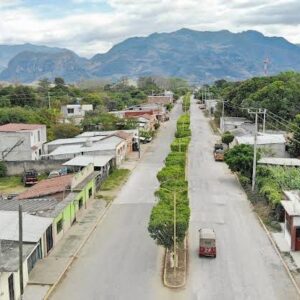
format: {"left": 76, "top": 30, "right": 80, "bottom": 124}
{"left": 0, "top": 176, "right": 25, "bottom": 194}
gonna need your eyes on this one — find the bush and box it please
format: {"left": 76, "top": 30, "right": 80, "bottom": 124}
{"left": 157, "top": 165, "right": 185, "bottom": 182}
{"left": 221, "top": 131, "right": 234, "bottom": 147}
{"left": 52, "top": 124, "right": 81, "bottom": 139}
{"left": 170, "top": 137, "right": 191, "bottom": 152}
{"left": 0, "top": 161, "right": 7, "bottom": 177}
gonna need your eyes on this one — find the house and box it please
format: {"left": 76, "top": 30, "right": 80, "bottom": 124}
{"left": 281, "top": 190, "right": 300, "bottom": 251}
{"left": 147, "top": 95, "right": 173, "bottom": 105}
{"left": 0, "top": 211, "right": 53, "bottom": 300}
{"left": 14, "top": 164, "right": 99, "bottom": 246}
{"left": 63, "top": 155, "right": 113, "bottom": 177}
{"left": 61, "top": 104, "right": 93, "bottom": 125}
{"left": 234, "top": 133, "right": 288, "bottom": 158}
{"left": 204, "top": 99, "right": 218, "bottom": 114}
{"left": 131, "top": 114, "right": 157, "bottom": 131}
{"left": 46, "top": 136, "right": 127, "bottom": 166}
{"left": 220, "top": 117, "right": 255, "bottom": 135}
{"left": 0, "top": 123, "right": 47, "bottom": 161}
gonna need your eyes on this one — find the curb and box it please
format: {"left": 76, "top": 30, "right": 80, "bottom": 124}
{"left": 44, "top": 199, "right": 113, "bottom": 300}
{"left": 233, "top": 173, "right": 300, "bottom": 297}
{"left": 163, "top": 238, "right": 187, "bottom": 289}
{"left": 44, "top": 125, "right": 160, "bottom": 299}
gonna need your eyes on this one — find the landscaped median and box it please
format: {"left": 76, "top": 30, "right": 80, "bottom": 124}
{"left": 148, "top": 94, "right": 191, "bottom": 288}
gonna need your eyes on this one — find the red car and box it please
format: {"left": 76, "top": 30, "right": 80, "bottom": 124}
{"left": 199, "top": 228, "right": 216, "bottom": 258}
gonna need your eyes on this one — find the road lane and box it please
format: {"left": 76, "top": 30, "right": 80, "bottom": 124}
{"left": 50, "top": 102, "right": 186, "bottom": 300}
{"left": 187, "top": 98, "right": 299, "bottom": 300}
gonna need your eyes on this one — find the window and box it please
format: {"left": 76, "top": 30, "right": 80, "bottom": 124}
{"left": 296, "top": 228, "right": 300, "bottom": 239}
{"left": 38, "top": 130, "right": 41, "bottom": 142}
{"left": 56, "top": 218, "right": 63, "bottom": 234}
{"left": 67, "top": 108, "right": 74, "bottom": 114}
{"left": 8, "top": 274, "right": 14, "bottom": 300}
{"left": 88, "top": 187, "right": 93, "bottom": 198}
{"left": 39, "top": 149, "right": 42, "bottom": 156}
{"left": 78, "top": 198, "right": 83, "bottom": 209}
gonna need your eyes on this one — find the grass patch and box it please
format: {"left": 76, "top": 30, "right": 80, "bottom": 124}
{"left": 0, "top": 176, "right": 22, "bottom": 189}
{"left": 100, "top": 169, "right": 130, "bottom": 191}
{"left": 209, "top": 119, "right": 220, "bottom": 135}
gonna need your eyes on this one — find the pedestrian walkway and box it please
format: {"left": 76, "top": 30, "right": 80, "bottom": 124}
{"left": 23, "top": 136, "right": 155, "bottom": 300}
{"left": 23, "top": 199, "right": 107, "bottom": 300}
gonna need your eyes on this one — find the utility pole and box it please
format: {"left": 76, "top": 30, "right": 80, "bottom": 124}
{"left": 48, "top": 92, "right": 51, "bottom": 109}
{"left": 19, "top": 204, "right": 24, "bottom": 297}
{"left": 221, "top": 99, "right": 225, "bottom": 133}
{"left": 248, "top": 109, "right": 265, "bottom": 191}
{"left": 137, "top": 126, "right": 141, "bottom": 159}
{"left": 173, "top": 192, "right": 177, "bottom": 275}
{"left": 263, "top": 109, "right": 267, "bottom": 133}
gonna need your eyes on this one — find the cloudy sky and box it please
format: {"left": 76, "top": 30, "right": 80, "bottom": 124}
{"left": 0, "top": 0, "right": 299, "bottom": 57}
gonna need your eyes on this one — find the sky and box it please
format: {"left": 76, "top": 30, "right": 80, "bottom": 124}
{"left": 0, "top": 0, "right": 299, "bottom": 57}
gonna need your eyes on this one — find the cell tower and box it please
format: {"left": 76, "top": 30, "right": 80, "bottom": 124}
{"left": 263, "top": 57, "right": 270, "bottom": 76}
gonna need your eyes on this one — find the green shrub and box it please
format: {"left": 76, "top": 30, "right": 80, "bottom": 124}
{"left": 0, "top": 161, "right": 7, "bottom": 177}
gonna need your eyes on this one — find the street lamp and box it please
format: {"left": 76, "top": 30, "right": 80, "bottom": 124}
{"left": 159, "top": 184, "right": 187, "bottom": 276}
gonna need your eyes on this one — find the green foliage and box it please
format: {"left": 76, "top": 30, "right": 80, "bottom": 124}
{"left": 182, "top": 93, "right": 191, "bottom": 112}
{"left": 148, "top": 112, "right": 190, "bottom": 250}
{"left": 100, "top": 169, "right": 130, "bottom": 191}
{"left": 0, "top": 161, "right": 7, "bottom": 177}
{"left": 170, "top": 137, "right": 191, "bottom": 152}
{"left": 221, "top": 131, "right": 234, "bottom": 146}
{"left": 165, "top": 103, "right": 174, "bottom": 111}
{"left": 51, "top": 124, "right": 81, "bottom": 139}
{"left": 81, "top": 112, "right": 122, "bottom": 131}
{"left": 288, "top": 114, "right": 300, "bottom": 157}
{"left": 224, "top": 144, "right": 260, "bottom": 178}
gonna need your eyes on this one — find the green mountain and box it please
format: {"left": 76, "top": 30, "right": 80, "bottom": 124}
{"left": 1, "top": 29, "right": 300, "bottom": 83}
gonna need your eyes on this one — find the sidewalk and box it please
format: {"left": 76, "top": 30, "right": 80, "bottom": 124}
{"left": 22, "top": 139, "right": 154, "bottom": 300}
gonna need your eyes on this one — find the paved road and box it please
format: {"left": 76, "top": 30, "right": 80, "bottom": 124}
{"left": 186, "top": 98, "right": 299, "bottom": 300}
{"left": 50, "top": 102, "right": 186, "bottom": 300}
{"left": 51, "top": 98, "right": 299, "bottom": 300}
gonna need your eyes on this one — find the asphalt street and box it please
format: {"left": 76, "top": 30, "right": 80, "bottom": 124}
{"left": 50, "top": 102, "right": 186, "bottom": 300}
{"left": 50, "top": 98, "right": 299, "bottom": 300}
{"left": 186, "top": 98, "right": 299, "bottom": 300}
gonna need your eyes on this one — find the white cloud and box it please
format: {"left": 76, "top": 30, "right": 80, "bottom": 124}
{"left": 0, "top": 0, "right": 299, "bottom": 57}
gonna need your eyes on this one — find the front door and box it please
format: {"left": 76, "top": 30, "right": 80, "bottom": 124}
{"left": 295, "top": 227, "right": 300, "bottom": 251}
{"left": 46, "top": 225, "right": 53, "bottom": 253}
{"left": 8, "top": 274, "right": 14, "bottom": 300}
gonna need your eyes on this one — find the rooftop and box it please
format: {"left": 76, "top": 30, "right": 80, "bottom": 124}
{"left": 45, "top": 136, "right": 106, "bottom": 146}
{"left": 63, "top": 155, "right": 113, "bottom": 168}
{"left": 0, "top": 240, "right": 36, "bottom": 272}
{"left": 16, "top": 174, "right": 73, "bottom": 200}
{"left": 235, "top": 134, "right": 286, "bottom": 145}
{"left": 0, "top": 197, "right": 59, "bottom": 213}
{"left": 259, "top": 158, "right": 300, "bottom": 167}
{"left": 0, "top": 211, "right": 53, "bottom": 242}
{"left": 0, "top": 123, "right": 44, "bottom": 132}
{"left": 77, "top": 129, "right": 138, "bottom": 138}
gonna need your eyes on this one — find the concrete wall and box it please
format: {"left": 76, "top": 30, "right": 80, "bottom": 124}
{"left": 0, "top": 260, "right": 30, "bottom": 300}
{"left": 5, "top": 160, "right": 67, "bottom": 176}
{"left": 259, "top": 143, "right": 289, "bottom": 158}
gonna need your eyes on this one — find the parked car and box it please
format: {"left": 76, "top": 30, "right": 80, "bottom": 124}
{"left": 22, "top": 169, "right": 38, "bottom": 186}
{"left": 199, "top": 104, "right": 205, "bottom": 109}
{"left": 199, "top": 228, "right": 216, "bottom": 258}
{"left": 48, "top": 167, "right": 68, "bottom": 179}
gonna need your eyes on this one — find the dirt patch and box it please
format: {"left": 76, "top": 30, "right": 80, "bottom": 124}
{"left": 164, "top": 242, "right": 187, "bottom": 288}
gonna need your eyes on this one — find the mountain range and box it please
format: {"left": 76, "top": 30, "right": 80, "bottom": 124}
{"left": 1, "top": 28, "right": 300, "bottom": 83}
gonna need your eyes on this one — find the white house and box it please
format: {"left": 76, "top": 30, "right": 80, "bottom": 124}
{"left": 234, "top": 133, "right": 288, "bottom": 158}
{"left": 0, "top": 211, "right": 53, "bottom": 300}
{"left": 61, "top": 104, "right": 93, "bottom": 125}
{"left": 0, "top": 123, "right": 47, "bottom": 161}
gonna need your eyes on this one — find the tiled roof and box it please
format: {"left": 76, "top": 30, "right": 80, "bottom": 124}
{"left": 114, "top": 131, "right": 132, "bottom": 140}
{"left": 0, "top": 123, "right": 44, "bottom": 132}
{"left": 16, "top": 174, "right": 73, "bottom": 200}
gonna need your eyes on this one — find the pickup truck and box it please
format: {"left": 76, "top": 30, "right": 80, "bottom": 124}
{"left": 22, "top": 169, "right": 38, "bottom": 186}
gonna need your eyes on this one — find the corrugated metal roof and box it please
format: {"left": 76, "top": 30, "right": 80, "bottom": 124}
{"left": 0, "top": 211, "right": 53, "bottom": 242}
{"left": 236, "top": 134, "right": 286, "bottom": 145}
{"left": 63, "top": 155, "right": 113, "bottom": 167}
{"left": 48, "top": 144, "right": 83, "bottom": 156}
{"left": 45, "top": 136, "right": 106, "bottom": 146}
{"left": 0, "top": 198, "right": 59, "bottom": 212}
{"left": 259, "top": 157, "right": 300, "bottom": 167}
